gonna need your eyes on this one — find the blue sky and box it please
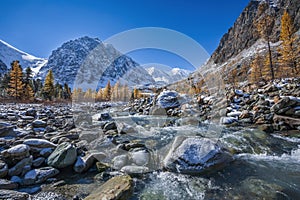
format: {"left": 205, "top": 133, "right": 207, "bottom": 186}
{"left": 0, "top": 0, "right": 249, "bottom": 70}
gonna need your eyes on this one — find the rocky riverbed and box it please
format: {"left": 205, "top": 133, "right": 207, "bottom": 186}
{"left": 0, "top": 78, "right": 300, "bottom": 200}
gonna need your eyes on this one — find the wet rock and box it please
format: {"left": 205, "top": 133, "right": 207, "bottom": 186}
{"left": 0, "top": 179, "right": 18, "bottom": 189}
{"left": 8, "top": 156, "right": 33, "bottom": 177}
{"left": 120, "top": 165, "right": 150, "bottom": 175}
{"left": 2, "top": 144, "right": 30, "bottom": 159}
{"left": 163, "top": 136, "right": 233, "bottom": 175}
{"left": 84, "top": 175, "right": 133, "bottom": 200}
{"left": 23, "top": 167, "right": 59, "bottom": 185}
{"left": 73, "top": 154, "right": 96, "bottom": 173}
{"left": 0, "top": 160, "right": 8, "bottom": 178}
{"left": 0, "top": 189, "right": 29, "bottom": 200}
{"left": 130, "top": 149, "right": 150, "bottom": 166}
{"left": 112, "top": 155, "right": 128, "bottom": 170}
{"left": 47, "top": 142, "right": 77, "bottom": 168}
{"left": 156, "top": 90, "right": 180, "bottom": 109}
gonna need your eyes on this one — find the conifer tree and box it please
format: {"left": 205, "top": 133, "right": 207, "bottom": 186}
{"left": 133, "top": 87, "right": 141, "bottom": 99}
{"left": 8, "top": 61, "right": 24, "bottom": 99}
{"left": 278, "top": 10, "right": 299, "bottom": 76}
{"left": 0, "top": 73, "right": 10, "bottom": 97}
{"left": 256, "top": 12, "right": 275, "bottom": 80}
{"left": 250, "top": 54, "right": 263, "bottom": 83}
{"left": 96, "top": 88, "right": 103, "bottom": 102}
{"left": 103, "top": 80, "right": 111, "bottom": 101}
{"left": 42, "top": 69, "right": 55, "bottom": 100}
{"left": 63, "top": 83, "right": 72, "bottom": 99}
{"left": 24, "top": 84, "right": 34, "bottom": 100}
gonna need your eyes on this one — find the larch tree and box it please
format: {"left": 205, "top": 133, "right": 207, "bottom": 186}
{"left": 250, "top": 54, "right": 263, "bottom": 83}
{"left": 8, "top": 61, "right": 24, "bottom": 99}
{"left": 103, "top": 80, "right": 112, "bottom": 101}
{"left": 42, "top": 69, "right": 55, "bottom": 100}
{"left": 278, "top": 10, "right": 299, "bottom": 76}
{"left": 256, "top": 11, "right": 275, "bottom": 80}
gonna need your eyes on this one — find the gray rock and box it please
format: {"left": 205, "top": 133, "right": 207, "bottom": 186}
{"left": 8, "top": 156, "right": 33, "bottom": 177}
{"left": 156, "top": 90, "right": 180, "bottom": 109}
{"left": 73, "top": 154, "right": 96, "bottom": 173}
{"left": 0, "top": 122, "right": 16, "bottom": 137}
{"left": 84, "top": 175, "right": 133, "bottom": 200}
{"left": 98, "top": 112, "right": 112, "bottom": 121}
{"left": 0, "top": 179, "right": 18, "bottom": 189}
{"left": 32, "top": 157, "right": 45, "bottom": 167}
{"left": 0, "top": 189, "right": 29, "bottom": 200}
{"left": 163, "top": 136, "right": 233, "bottom": 174}
{"left": 103, "top": 121, "right": 117, "bottom": 132}
{"left": 10, "top": 176, "right": 22, "bottom": 184}
{"left": 23, "top": 167, "right": 59, "bottom": 185}
{"left": 23, "top": 138, "right": 56, "bottom": 148}
{"left": 130, "top": 149, "right": 150, "bottom": 166}
{"left": 0, "top": 160, "right": 8, "bottom": 178}
{"left": 32, "top": 120, "right": 47, "bottom": 128}
{"left": 40, "top": 148, "right": 53, "bottom": 157}
{"left": 2, "top": 144, "right": 30, "bottom": 159}
{"left": 112, "top": 155, "right": 128, "bottom": 170}
{"left": 47, "top": 142, "right": 77, "bottom": 168}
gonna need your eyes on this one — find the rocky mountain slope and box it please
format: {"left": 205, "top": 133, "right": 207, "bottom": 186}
{"left": 0, "top": 40, "right": 47, "bottom": 75}
{"left": 38, "top": 36, "right": 155, "bottom": 89}
{"left": 145, "top": 66, "right": 191, "bottom": 85}
{"left": 210, "top": 0, "right": 300, "bottom": 65}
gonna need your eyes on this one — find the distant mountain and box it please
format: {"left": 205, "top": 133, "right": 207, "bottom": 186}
{"left": 38, "top": 36, "right": 155, "bottom": 89}
{"left": 0, "top": 39, "right": 47, "bottom": 75}
{"left": 145, "top": 66, "right": 191, "bottom": 85}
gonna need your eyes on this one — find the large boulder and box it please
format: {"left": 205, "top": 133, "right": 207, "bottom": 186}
{"left": 1, "top": 144, "right": 30, "bottom": 160}
{"left": 47, "top": 142, "right": 77, "bottom": 168}
{"left": 163, "top": 136, "right": 233, "bottom": 175}
{"left": 84, "top": 175, "right": 133, "bottom": 200}
{"left": 23, "top": 139, "right": 57, "bottom": 148}
{"left": 156, "top": 90, "right": 180, "bottom": 109}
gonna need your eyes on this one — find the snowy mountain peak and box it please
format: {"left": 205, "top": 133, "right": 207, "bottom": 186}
{"left": 0, "top": 39, "right": 47, "bottom": 75}
{"left": 38, "top": 36, "right": 154, "bottom": 89}
{"left": 145, "top": 65, "right": 191, "bottom": 85}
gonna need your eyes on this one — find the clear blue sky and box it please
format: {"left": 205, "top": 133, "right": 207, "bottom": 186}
{"left": 0, "top": 0, "right": 249, "bottom": 70}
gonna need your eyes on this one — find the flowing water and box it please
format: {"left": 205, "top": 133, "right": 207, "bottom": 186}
{"left": 34, "top": 113, "right": 300, "bottom": 200}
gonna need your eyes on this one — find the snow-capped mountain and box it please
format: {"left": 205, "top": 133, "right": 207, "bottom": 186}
{"left": 38, "top": 36, "right": 155, "bottom": 89}
{"left": 145, "top": 66, "right": 191, "bottom": 85}
{"left": 0, "top": 39, "right": 47, "bottom": 75}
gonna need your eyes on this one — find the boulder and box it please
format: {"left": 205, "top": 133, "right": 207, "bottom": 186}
{"left": 2, "top": 144, "right": 30, "bottom": 159}
{"left": 98, "top": 112, "right": 112, "bottom": 121}
{"left": 112, "top": 155, "right": 128, "bottom": 170}
{"left": 73, "top": 154, "right": 96, "bottom": 173}
{"left": 220, "top": 117, "right": 238, "bottom": 125}
{"left": 163, "top": 136, "right": 233, "bottom": 174}
{"left": 23, "top": 167, "right": 59, "bottom": 185}
{"left": 47, "top": 142, "right": 77, "bottom": 168}
{"left": 0, "top": 189, "right": 29, "bottom": 200}
{"left": 84, "top": 175, "right": 133, "bottom": 200}
{"left": 156, "top": 90, "right": 180, "bottom": 109}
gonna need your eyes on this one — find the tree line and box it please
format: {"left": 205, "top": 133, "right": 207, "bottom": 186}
{"left": 0, "top": 61, "right": 71, "bottom": 101}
